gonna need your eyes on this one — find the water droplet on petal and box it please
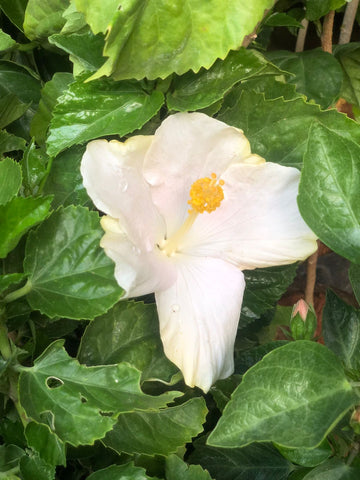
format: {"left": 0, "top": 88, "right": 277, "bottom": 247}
{"left": 171, "top": 304, "right": 180, "bottom": 313}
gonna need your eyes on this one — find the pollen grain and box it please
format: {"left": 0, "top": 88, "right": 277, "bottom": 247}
{"left": 188, "top": 173, "right": 225, "bottom": 214}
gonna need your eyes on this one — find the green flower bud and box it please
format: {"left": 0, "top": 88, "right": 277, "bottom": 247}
{"left": 290, "top": 299, "right": 317, "bottom": 340}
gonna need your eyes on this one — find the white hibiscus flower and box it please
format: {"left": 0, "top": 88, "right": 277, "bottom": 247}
{"left": 80, "top": 112, "right": 317, "bottom": 392}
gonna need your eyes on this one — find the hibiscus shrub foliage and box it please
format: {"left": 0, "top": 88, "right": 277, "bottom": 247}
{"left": 1, "top": 0, "right": 360, "bottom": 479}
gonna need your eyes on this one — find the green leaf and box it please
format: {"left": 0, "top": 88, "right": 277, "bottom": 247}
{"left": 0, "top": 29, "right": 17, "bottom": 51}
{"left": 264, "top": 12, "right": 304, "bottom": 27}
{"left": 305, "top": 0, "right": 346, "bottom": 21}
{"left": 49, "top": 30, "right": 105, "bottom": 74}
{"left": 166, "top": 455, "right": 213, "bottom": 480}
{"left": 240, "top": 74, "right": 302, "bottom": 101}
{"left": 0, "top": 196, "right": 52, "bottom": 259}
{"left": 298, "top": 122, "right": 360, "bottom": 263}
{"left": 0, "top": 61, "right": 41, "bottom": 107}
{"left": 208, "top": 341, "right": 356, "bottom": 448}
{"left": 30, "top": 72, "right": 74, "bottom": 145}
{"left": 23, "top": 0, "right": 69, "bottom": 40}
{"left": 78, "top": 301, "right": 177, "bottom": 383}
{"left": 19, "top": 452, "right": 55, "bottom": 480}
{"left": 21, "top": 143, "right": 49, "bottom": 196}
{"left": 103, "top": 397, "right": 207, "bottom": 456}
{"left": 167, "top": 48, "right": 274, "bottom": 112}
{"left": 267, "top": 49, "right": 343, "bottom": 108}
{"left": 218, "top": 90, "right": 360, "bottom": 169}
{"left": 76, "top": 0, "right": 276, "bottom": 80}
{"left": 189, "top": 440, "right": 294, "bottom": 480}
{"left": 42, "top": 145, "right": 92, "bottom": 208}
{"left": 301, "top": 458, "right": 360, "bottom": 479}
{"left": 0, "top": 157, "right": 22, "bottom": 205}
{"left": 0, "top": 131, "right": 26, "bottom": 155}
{"left": 322, "top": 290, "right": 360, "bottom": 372}
{"left": 275, "top": 439, "right": 332, "bottom": 467}
{"left": 234, "top": 341, "right": 289, "bottom": 374}
{"left": 210, "top": 375, "right": 242, "bottom": 412}
{"left": 24, "top": 206, "right": 123, "bottom": 320}
{"left": 46, "top": 76, "right": 164, "bottom": 157}
{"left": 19, "top": 340, "right": 181, "bottom": 446}
{"left": 87, "top": 463, "right": 153, "bottom": 480}
{"left": 0, "top": 0, "right": 27, "bottom": 31}
{"left": 241, "top": 264, "right": 298, "bottom": 327}
{"left": 25, "top": 422, "right": 66, "bottom": 467}
{"left": 334, "top": 43, "right": 360, "bottom": 109}
{"left": 349, "top": 263, "right": 360, "bottom": 304}
{"left": 0, "top": 94, "right": 30, "bottom": 129}
{"left": 0, "top": 273, "right": 26, "bottom": 295}
{"left": 0, "top": 444, "right": 25, "bottom": 474}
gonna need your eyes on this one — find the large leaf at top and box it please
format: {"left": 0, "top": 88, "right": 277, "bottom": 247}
{"left": 23, "top": 0, "right": 68, "bottom": 40}
{"left": 218, "top": 90, "right": 360, "bottom": 169}
{"left": 322, "top": 290, "right": 360, "bottom": 373}
{"left": 78, "top": 300, "right": 177, "bottom": 383}
{"left": 166, "top": 455, "right": 213, "bottom": 480}
{"left": 103, "top": 397, "right": 207, "bottom": 456}
{"left": 0, "top": 157, "right": 22, "bottom": 205}
{"left": 46, "top": 76, "right": 164, "bottom": 157}
{"left": 208, "top": 341, "right": 356, "bottom": 448}
{"left": 19, "top": 340, "right": 181, "bottom": 446}
{"left": 24, "top": 205, "right": 123, "bottom": 320}
{"left": 298, "top": 123, "right": 360, "bottom": 263}
{"left": 167, "top": 48, "right": 277, "bottom": 112}
{"left": 0, "top": 196, "right": 52, "bottom": 259}
{"left": 189, "top": 440, "right": 294, "bottom": 480}
{"left": 267, "top": 49, "right": 343, "bottom": 109}
{"left": 334, "top": 43, "right": 360, "bottom": 109}
{"left": 75, "top": 0, "right": 276, "bottom": 80}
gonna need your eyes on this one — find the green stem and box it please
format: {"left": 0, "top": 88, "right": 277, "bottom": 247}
{"left": 8, "top": 371, "right": 29, "bottom": 428}
{"left": 0, "top": 307, "right": 11, "bottom": 360}
{"left": 3, "top": 280, "right": 32, "bottom": 304}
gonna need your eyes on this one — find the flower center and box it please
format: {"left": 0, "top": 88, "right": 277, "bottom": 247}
{"left": 160, "top": 173, "right": 225, "bottom": 256}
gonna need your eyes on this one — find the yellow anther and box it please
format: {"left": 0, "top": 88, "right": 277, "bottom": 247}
{"left": 188, "top": 173, "right": 225, "bottom": 214}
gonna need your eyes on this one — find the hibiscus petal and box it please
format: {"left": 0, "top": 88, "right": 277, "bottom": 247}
{"left": 180, "top": 162, "right": 317, "bottom": 268}
{"left": 155, "top": 255, "right": 245, "bottom": 392}
{"left": 143, "top": 112, "right": 253, "bottom": 238}
{"left": 100, "top": 216, "right": 176, "bottom": 297}
{"left": 81, "top": 136, "right": 165, "bottom": 248}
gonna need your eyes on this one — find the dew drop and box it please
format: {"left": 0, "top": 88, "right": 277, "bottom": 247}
{"left": 171, "top": 304, "right": 180, "bottom": 313}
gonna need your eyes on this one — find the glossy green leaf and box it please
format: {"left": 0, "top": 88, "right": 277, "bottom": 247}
{"left": 0, "top": 157, "right": 22, "bottom": 205}
{"left": 322, "top": 290, "right": 360, "bottom": 372}
{"left": 49, "top": 30, "right": 105, "bottom": 74}
{"left": 264, "top": 12, "right": 303, "bottom": 27}
{"left": 334, "top": 43, "right": 360, "bottom": 109}
{"left": 167, "top": 48, "right": 274, "bottom": 112}
{"left": 23, "top": 0, "right": 68, "bottom": 40}
{"left": 87, "top": 463, "right": 153, "bottom": 480}
{"left": 24, "top": 206, "right": 123, "bottom": 319}
{"left": 0, "top": 273, "right": 26, "bottom": 295}
{"left": 210, "top": 375, "right": 242, "bottom": 412}
{"left": 298, "top": 123, "right": 360, "bottom": 263}
{"left": 19, "top": 452, "right": 55, "bottom": 480}
{"left": 78, "top": 301, "right": 177, "bottom": 383}
{"left": 0, "top": 0, "right": 27, "bottom": 31}
{"left": 275, "top": 439, "right": 332, "bottom": 467}
{"left": 305, "top": 0, "right": 346, "bottom": 21}
{"left": 189, "top": 441, "right": 294, "bottom": 480}
{"left": 0, "top": 29, "right": 16, "bottom": 50}
{"left": 0, "top": 131, "right": 26, "bottom": 155}
{"left": 234, "top": 341, "right": 288, "bottom": 375}
{"left": 0, "top": 61, "right": 41, "bottom": 107}
{"left": 208, "top": 341, "right": 356, "bottom": 448}
{"left": 0, "top": 196, "right": 52, "bottom": 259}
{"left": 218, "top": 90, "right": 360, "bottom": 169}
{"left": 267, "top": 49, "right": 343, "bottom": 108}
{"left": 19, "top": 340, "right": 181, "bottom": 446}
{"left": 76, "top": 0, "right": 275, "bottom": 80}
{"left": 30, "top": 72, "right": 74, "bottom": 144}
{"left": 60, "top": 1, "right": 87, "bottom": 34}
{"left": 46, "top": 77, "right": 164, "bottom": 157}
{"left": 0, "top": 94, "right": 30, "bottom": 129}
{"left": 302, "top": 458, "right": 360, "bottom": 480}
{"left": 43, "top": 145, "right": 91, "bottom": 208}
{"left": 21, "top": 142, "right": 49, "bottom": 196}
{"left": 0, "top": 444, "right": 25, "bottom": 474}
{"left": 349, "top": 263, "right": 360, "bottom": 304}
{"left": 25, "top": 422, "right": 66, "bottom": 467}
{"left": 240, "top": 74, "right": 302, "bottom": 101}
{"left": 103, "top": 397, "right": 207, "bottom": 456}
{"left": 166, "top": 455, "right": 213, "bottom": 480}
{"left": 241, "top": 264, "right": 298, "bottom": 326}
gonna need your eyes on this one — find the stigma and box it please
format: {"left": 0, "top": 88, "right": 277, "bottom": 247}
{"left": 160, "top": 173, "right": 225, "bottom": 256}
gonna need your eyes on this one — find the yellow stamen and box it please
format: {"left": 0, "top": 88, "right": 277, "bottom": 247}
{"left": 160, "top": 173, "right": 225, "bottom": 256}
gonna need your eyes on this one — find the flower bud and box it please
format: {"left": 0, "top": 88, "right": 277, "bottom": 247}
{"left": 290, "top": 299, "right": 317, "bottom": 340}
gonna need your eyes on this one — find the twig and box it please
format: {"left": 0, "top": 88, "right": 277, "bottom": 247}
{"left": 295, "top": 18, "right": 309, "bottom": 52}
{"left": 321, "top": 10, "right": 335, "bottom": 53}
{"left": 305, "top": 247, "right": 319, "bottom": 306}
{"left": 339, "top": 0, "right": 360, "bottom": 44}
